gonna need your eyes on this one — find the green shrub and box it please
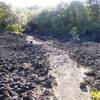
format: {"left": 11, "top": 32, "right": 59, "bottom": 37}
{"left": 90, "top": 90, "right": 100, "bottom": 100}
{"left": 7, "top": 23, "right": 24, "bottom": 33}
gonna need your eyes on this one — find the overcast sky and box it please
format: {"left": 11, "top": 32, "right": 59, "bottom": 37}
{"left": 0, "top": 0, "right": 87, "bottom": 8}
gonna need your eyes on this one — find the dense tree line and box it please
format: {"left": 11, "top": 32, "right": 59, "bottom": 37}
{"left": 0, "top": 2, "right": 24, "bottom": 33}
{"left": 0, "top": 1, "right": 100, "bottom": 42}
{"left": 26, "top": 0, "right": 100, "bottom": 42}
{"left": 0, "top": 2, "right": 41, "bottom": 33}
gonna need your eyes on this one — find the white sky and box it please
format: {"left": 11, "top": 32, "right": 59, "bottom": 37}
{"left": 0, "top": 0, "right": 86, "bottom": 8}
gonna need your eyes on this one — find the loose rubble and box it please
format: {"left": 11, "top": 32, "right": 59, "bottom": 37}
{"left": 0, "top": 32, "right": 56, "bottom": 100}
{"left": 58, "top": 42, "right": 100, "bottom": 90}
{"left": 0, "top": 31, "right": 100, "bottom": 100}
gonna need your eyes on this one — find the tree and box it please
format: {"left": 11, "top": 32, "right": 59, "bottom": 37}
{"left": 65, "top": 1, "right": 89, "bottom": 34}
{"left": 25, "top": 1, "right": 100, "bottom": 42}
{"left": 88, "top": 0, "right": 100, "bottom": 21}
{"left": 0, "top": 2, "right": 23, "bottom": 33}
{"left": 0, "top": 2, "right": 17, "bottom": 29}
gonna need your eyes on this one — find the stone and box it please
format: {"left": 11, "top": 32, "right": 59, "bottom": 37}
{"left": 23, "top": 96, "right": 35, "bottom": 100}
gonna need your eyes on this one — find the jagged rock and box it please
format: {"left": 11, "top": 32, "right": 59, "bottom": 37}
{"left": 0, "top": 31, "right": 55, "bottom": 99}
{"left": 23, "top": 96, "right": 35, "bottom": 100}
{"left": 58, "top": 42, "right": 100, "bottom": 90}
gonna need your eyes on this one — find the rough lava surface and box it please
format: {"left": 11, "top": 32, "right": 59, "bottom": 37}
{"left": 0, "top": 32, "right": 56, "bottom": 100}
{"left": 0, "top": 31, "right": 100, "bottom": 100}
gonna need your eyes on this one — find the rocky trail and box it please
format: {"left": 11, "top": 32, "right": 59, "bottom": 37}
{"left": 44, "top": 46, "right": 90, "bottom": 100}
{"left": 0, "top": 32, "right": 100, "bottom": 100}
{"left": 26, "top": 36, "right": 91, "bottom": 100}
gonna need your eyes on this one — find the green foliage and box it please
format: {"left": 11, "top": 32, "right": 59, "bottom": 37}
{"left": 0, "top": 2, "right": 16, "bottom": 29}
{"left": 66, "top": 1, "right": 89, "bottom": 33}
{"left": 0, "top": 2, "right": 24, "bottom": 33}
{"left": 87, "top": 22, "right": 100, "bottom": 33}
{"left": 88, "top": 0, "right": 100, "bottom": 21}
{"left": 90, "top": 90, "right": 100, "bottom": 100}
{"left": 7, "top": 23, "right": 24, "bottom": 33}
{"left": 34, "top": 10, "right": 52, "bottom": 32}
{"left": 26, "top": 0, "right": 100, "bottom": 41}
{"left": 1, "top": 1, "right": 99, "bottom": 40}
